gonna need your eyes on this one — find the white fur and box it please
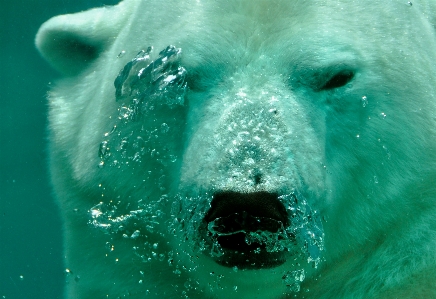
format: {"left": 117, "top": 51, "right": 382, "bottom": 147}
{"left": 36, "top": 0, "right": 436, "bottom": 298}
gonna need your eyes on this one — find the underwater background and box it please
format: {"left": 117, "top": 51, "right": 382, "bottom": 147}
{"left": 0, "top": 0, "right": 119, "bottom": 298}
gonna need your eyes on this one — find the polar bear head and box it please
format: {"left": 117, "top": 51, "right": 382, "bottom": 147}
{"left": 36, "top": 0, "right": 436, "bottom": 298}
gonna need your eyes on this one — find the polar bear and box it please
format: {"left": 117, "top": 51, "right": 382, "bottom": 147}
{"left": 36, "top": 0, "right": 436, "bottom": 298}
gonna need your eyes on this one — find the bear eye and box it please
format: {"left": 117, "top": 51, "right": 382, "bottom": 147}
{"left": 321, "top": 70, "right": 354, "bottom": 90}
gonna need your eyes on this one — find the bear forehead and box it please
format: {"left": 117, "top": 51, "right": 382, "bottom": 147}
{"left": 123, "top": 0, "right": 419, "bottom": 71}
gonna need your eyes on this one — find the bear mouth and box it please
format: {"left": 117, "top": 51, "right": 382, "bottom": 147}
{"left": 203, "top": 191, "right": 293, "bottom": 269}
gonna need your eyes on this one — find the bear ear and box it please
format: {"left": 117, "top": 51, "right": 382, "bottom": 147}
{"left": 35, "top": 4, "right": 129, "bottom": 76}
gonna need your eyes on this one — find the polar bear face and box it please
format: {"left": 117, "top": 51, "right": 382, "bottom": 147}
{"left": 36, "top": 0, "right": 436, "bottom": 298}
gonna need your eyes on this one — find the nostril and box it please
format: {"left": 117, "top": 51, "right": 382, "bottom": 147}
{"left": 253, "top": 173, "right": 262, "bottom": 185}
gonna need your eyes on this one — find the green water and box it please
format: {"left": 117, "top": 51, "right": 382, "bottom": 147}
{"left": 0, "top": 1, "right": 119, "bottom": 298}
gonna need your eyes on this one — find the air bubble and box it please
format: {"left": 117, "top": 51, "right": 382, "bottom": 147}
{"left": 105, "top": 242, "right": 115, "bottom": 252}
{"left": 383, "top": 145, "right": 391, "bottom": 160}
{"left": 104, "top": 125, "right": 117, "bottom": 137}
{"left": 161, "top": 123, "right": 169, "bottom": 133}
{"left": 98, "top": 141, "right": 110, "bottom": 161}
{"left": 130, "top": 230, "right": 140, "bottom": 239}
{"left": 210, "top": 242, "right": 224, "bottom": 257}
{"left": 361, "top": 96, "right": 368, "bottom": 107}
{"left": 282, "top": 269, "right": 305, "bottom": 292}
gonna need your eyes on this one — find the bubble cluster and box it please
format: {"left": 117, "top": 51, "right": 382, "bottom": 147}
{"left": 170, "top": 192, "right": 324, "bottom": 290}
{"left": 282, "top": 269, "right": 305, "bottom": 292}
{"left": 98, "top": 46, "right": 187, "bottom": 168}
{"left": 88, "top": 197, "right": 166, "bottom": 237}
{"left": 361, "top": 95, "right": 368, "bottom": 107}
